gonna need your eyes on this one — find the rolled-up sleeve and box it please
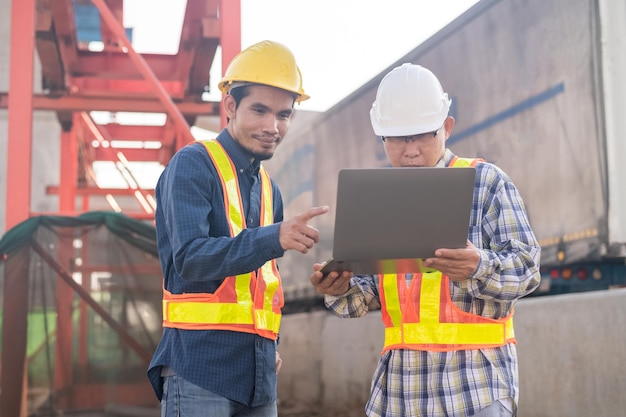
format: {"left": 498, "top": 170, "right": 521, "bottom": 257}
{"left": 460, "top": 164, "right": 541, "bottom": 301}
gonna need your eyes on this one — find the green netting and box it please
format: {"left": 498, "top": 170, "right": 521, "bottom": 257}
{"left": 0, "top": 211, "right": 162, "bottom": 414}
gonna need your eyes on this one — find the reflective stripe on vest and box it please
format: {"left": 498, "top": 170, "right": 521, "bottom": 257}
{"left": 162, "top": 140, "right": 283, "bottom": 339}
{"left": 379, "top": 155, "right": 515, "bottom": 352}
{"left": 380, "top": 271, "right": 515, "bottom": 352}
{"left": 448, "top": 155, "right": 484, "bottom": 168}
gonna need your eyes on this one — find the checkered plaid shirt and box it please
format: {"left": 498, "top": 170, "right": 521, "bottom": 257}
{"left": 324, "top": 149, "right": 541, "bottom": 417}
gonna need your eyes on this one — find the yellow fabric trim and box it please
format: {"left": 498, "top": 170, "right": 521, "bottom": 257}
{"left": 419, "top": 272, "right": 441, "bottom": 323}
{"left": 449, "top": 156, "right": 481, "bottom": 168}
{"left": 384, "top": 327, "right": 402, "bottom": 347}
{"left": 254, "top": 309, "right": 282, "bottom": 333}
{"left": 382, "top": 274, "right": 403, "bottom": 327}
{"left": 165, "top": 300, "right": 254, "bottom": 325}
{"left": 384, "top": 321, "right": 508, "bottom": 345}
{"left": 260, "top": 167, "right": 273, "bottom": 225}
{"left": 404, "top": 322, "right": 505, "bottom": 345}
{"left": 506, "top": 316, "right": 515, "bottom": 339}
{"left": 236, "top": 274, "right": 253, "bottom": 305}
{"left": 257, "top": 165, "right": 282, "bottom": 332}
{"left": 382, "top": 270, "right": 514, "bottom": 347}
{"left": 203, "top": 140, "right": 244, "bottom": 235}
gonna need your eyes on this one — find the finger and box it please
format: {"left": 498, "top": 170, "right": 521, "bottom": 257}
{"left": 324, "top": 273, "right": 351, "bottom": 294}
{"left": 434, "top": 248, "right": 466, "bottom": 260}
{"left": 299, "top": 206, "right": 330, "bottom": 222}
{"left": 313, "top": 262, "right": 325, "bottom": 272}
{"left": 303, "top": 226, "right": 320, "bottom": 243}
{"left": 298, "top": 234, "right": 316, "bottom": 250}
{"left": 310, "top": 271, "right": 324, "bottom": 285}
{"left": 316, "top": 272, "right": 337, "bottom": 288}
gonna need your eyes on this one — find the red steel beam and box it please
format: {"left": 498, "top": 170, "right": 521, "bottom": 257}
{"left": 71, "top": 78, "right": 186, "bottom": 97}
{"left": 178, "top": 0, "right": 220, "bottom": 96}
{"left": 93, "top": 124, "right": 165, "bottom": 141}
{"left": 1, "top": 250, "right": 30, "bottom": 417}
{"left": 99, "top": 0, "right": 124, "bottom": 51}
{"left": 48, "top": 0, "right": 79, "bottom": 67}
{"left": 36, "top": 0, "right": 67, "bottom": 92}
{"left": 0, "top": 93, "right": 219, "bottom": 115}
{"left": 54, "top": 229, "right": 75, "bottom": 397}
{"left": 59, "top": 116, "right": 78, "bottom": 212}
{"left": 73, "top": 50, "right": 185, "bottom": 81}
{"left": 3, "top": 1, "right": 36, "bottom": 412}
{"left": 6, "top": 0, "right": 35, "bottom": 232}
{"left": 47, "top": 186, "right": 154, "bottom": 196}
{"left": 219, "top": 0, "right": 241, "bottom": 129}
{"left": 91, "top": 0, "right": 195, "bottom": 144}
{"left": 92, "top": 147, "right": 165, "bottom": 162}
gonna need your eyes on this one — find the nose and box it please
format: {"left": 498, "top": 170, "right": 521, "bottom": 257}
{"left": 403, "top": 139, "right": 422, "bottom": 155}
{"left": 263, "top": 115, "right": 280, "bottom": 134}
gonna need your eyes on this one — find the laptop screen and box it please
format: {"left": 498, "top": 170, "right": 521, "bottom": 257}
{"left": 324, "top": 167, "right": 475, "bottom": 275}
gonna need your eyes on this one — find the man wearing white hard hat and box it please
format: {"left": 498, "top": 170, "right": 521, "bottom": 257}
{"left": 310, "top": 63, "right": 541, "bottom": 417}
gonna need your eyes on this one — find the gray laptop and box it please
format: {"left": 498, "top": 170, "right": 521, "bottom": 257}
{"left": 320, "top": 167, "right": 476, "bottom": 275}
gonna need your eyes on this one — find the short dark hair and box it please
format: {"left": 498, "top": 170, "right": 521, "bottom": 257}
{"left": 225, "top": 84, "right": 298, "bottom": 123}
{"left": 229, "top": 84, "right": 297, "bottom": 108}
{"left": 228, "top": 85, "right": 251, "bottom": 107}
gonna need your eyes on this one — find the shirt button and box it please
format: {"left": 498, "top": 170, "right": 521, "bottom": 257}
{"left": 248, "top": 217, "right": 254, "bottom": 225}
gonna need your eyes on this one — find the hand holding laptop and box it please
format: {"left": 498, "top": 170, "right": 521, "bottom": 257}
{"left": 310, "top": 262, "right": 353, "bottom": 296}
{"left": 422, "top": 240, "right": 481, "bottom": 282}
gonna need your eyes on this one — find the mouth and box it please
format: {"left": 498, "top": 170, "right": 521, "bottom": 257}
{"left": 255, "top": 136, "right": 279, "bottom": 146}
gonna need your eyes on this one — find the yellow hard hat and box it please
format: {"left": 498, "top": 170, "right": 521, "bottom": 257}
{"left": 218, "top": 40, "right": 310, "bottom": 102}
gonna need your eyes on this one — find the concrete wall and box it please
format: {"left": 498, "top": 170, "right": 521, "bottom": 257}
{"left": 277, "top": 288, "right": 626, "bottom": 416}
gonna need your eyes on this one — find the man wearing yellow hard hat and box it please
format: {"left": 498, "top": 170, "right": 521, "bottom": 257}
{"left": 148, "top": 40, "right": 329, "bottom": 417}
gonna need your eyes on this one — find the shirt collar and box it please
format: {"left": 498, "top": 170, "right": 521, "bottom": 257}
{"left": 437, "top": 149, "right": 455, "bottom": 168}
{"left": 216, "top": 130, "right": 261, "bottom": 175}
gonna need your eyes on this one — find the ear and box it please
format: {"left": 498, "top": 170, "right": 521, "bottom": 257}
{"left": 443, "top": 116, "right": 455, "bottom": 140}
{"left": 223, "top": 94, "right": 237, "bottom": 120}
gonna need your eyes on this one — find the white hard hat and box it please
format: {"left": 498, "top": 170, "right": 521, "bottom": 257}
{"left": 370, "top": 63, "right": 451, "bottom": 137}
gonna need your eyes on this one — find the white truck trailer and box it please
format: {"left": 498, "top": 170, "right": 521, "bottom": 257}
{"left": 265, "top": 0, "right": 626, "bottom": 301}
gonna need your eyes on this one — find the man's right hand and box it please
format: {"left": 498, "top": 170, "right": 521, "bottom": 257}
{"left": 279, "top": 206, "right": 329, "bottom": 254}
{"left": 310, "top": 262, "right": 352, "bottom": 295}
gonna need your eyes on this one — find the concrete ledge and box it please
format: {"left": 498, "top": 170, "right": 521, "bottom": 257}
{"left": 278, "top": 289, "right": 626, "bottom": 417}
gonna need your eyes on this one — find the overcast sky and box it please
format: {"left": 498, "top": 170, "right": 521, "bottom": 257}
{"left": 124, "top": 0, "right": 480, "bottom": 112}
{"left": 99, "top": 1, "right": 480, "bottom": 188}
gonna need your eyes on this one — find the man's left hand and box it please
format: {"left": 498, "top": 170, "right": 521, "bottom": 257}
{"left": 422, "top": 240, "right": 480, "bottom": 282}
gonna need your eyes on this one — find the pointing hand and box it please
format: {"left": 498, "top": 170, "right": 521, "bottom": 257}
{"left": 279, "top": 206, "right": 329, "bottom": 253}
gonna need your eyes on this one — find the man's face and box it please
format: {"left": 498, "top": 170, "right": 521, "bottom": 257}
{"left": 382, "top": 116, "right": 454, "bottom": 167}
{"left": 225, "top": 85, "right": 295, "bottom": 161}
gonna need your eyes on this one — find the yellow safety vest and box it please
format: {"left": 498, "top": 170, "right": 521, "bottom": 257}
{"left": 162, "top": 140, "right": 283, "bottom": 340}
{"left": 379, "top": 156, "right": 515, "bottom": 352}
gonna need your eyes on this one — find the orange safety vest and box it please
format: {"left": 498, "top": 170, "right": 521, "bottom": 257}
{"left": 162, "top": 140, "right": 284, "bottom": 340}
{"left": 379, "top": 156, "right": 515, "bottom": 352}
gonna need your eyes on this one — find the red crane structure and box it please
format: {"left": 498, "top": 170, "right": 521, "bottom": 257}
{"left": 0, "top": 1, "right": 241, "bottom": 415}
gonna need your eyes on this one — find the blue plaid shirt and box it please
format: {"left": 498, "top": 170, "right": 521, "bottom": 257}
{"left": 147, "top": 131, "right": 286, "bottom": 406}
{"left": 325, "top": 149, "right": 541, "bottom": 417}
